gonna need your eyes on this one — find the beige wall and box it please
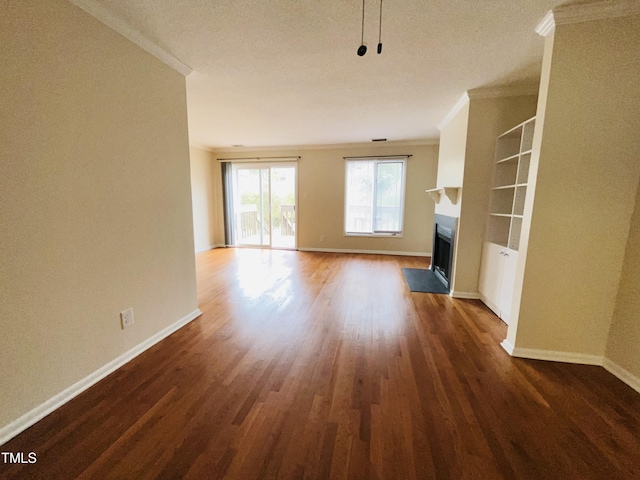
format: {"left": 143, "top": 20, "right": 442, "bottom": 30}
{"left": 434, "top": 102, "right": 469, "bottom": 219}
{"left": 0, "top": 0, "right": 198, "bottom": 432}
{"left": 505, "top": 32, "right": 556, "bottom": 350}
{"left": 452, "top": 96, "right": 538, "bottom": 296}
{"left": 207, "top": 144, "right": 439, "bottom": 255}
{"left": 606, "top": 181, "right": 640, "bottom": 381}
{"left": 508, "top": 15, "right": 640, "bottom": 356}
{"left": 190, "top": 147, "right": 220, "bottom": 252}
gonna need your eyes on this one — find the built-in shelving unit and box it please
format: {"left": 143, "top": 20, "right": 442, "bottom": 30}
{"left": 479, "top": 116, "right": 536, "bottom": 324}
{"left": 426, "top": 187, "right": 461, "bottom": 205}
{"left": 486, "top": 117, "right": 535, "bottom": 250}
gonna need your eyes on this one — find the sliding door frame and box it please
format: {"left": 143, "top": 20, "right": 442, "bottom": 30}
{"left": 225, "top": 160, "right": 298, "bottom": 250}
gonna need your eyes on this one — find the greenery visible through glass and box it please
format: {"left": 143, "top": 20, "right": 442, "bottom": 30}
{"left": 239, "top": 169, "right": 294, "bottom": 229}
{"left": 233, "top": 165, "right": 296, "bottom": 247}
{"left": 345, "top": 159, "right": 405, "bottom": 234}
{"left": 374, "top": 162, "right": 402, "bottom": 232}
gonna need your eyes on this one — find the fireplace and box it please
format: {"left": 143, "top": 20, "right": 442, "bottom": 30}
{"left": 431, "top": 214, "right": 457, "bottom": 290}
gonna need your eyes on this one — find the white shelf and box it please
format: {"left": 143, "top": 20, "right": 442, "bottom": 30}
{"left": 498, "top": 121, "right": 526, "bottom": 138}
{"left": 426, "top": 187, "right": 461, "bottom": 204}
{"left": 492, "top": 183, "right": 527, "bottom": 190}
{"left": 489, "top": 213, "right": 525, "bottom": 219}
{"left": 496, "top": 153, "right": 520, "bottom": 164}
{"left": 486, "top": 116, "right": 536, "bottom": 251}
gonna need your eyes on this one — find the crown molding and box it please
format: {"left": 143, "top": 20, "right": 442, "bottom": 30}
{"left": 554, "top": 0, "right": 640, "bottom": 25}
{"left": 189, "top": 143, "right": 215, "bottom": 153}
{"left": 467, "top": 85, "right": 539, "bottom": 99}
{"left": 68, "top": 0, "right": 192, "bottom": 76}
{"left": 437, "top": 85, "right": 539, "bottom": 131}
{"left": 206, "top": 139, "right": 439, "bottom": 154}
{"left": 437, "top": 93, "right": 470, "bottom": 131}
{"left": 535, "top": 10, "right": 556, "bottom": 37}
{"left": 536, "top": 0, "right": 640, "bottom": 37}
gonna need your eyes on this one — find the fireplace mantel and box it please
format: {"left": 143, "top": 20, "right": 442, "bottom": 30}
{"left": 426, "top": 187, "right": 461, "bottom": 205}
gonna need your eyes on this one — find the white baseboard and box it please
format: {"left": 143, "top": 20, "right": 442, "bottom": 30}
{"left": 500, "top": 342, "right": 602, "bottom": 365}
{"left": 508, "top": 346, "right": 604, "bottom": 366}
{"left": 298, "top": 247, "right": 431, "bottom": 257}
{"left": 502, "top": 344, "right": 640, "bottom": 395}
{"left": 195, "top": 244, "right": 225, "bottom": 253}
{"left": 478, "top": 293, "right": 501, "bottom": 317}
{"left": 0, "top": 308, "right": 202, "bottom": 447}
{"left": 500, "top": 339, "right": 515, "bottom": 355}
{"left": 450, "top": 291, "right": 480, "bottom": 299}
{"left": 603, "top": 358, "right": 640, "bottom": 395}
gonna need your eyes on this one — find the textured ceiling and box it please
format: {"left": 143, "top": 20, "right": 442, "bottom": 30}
{"left": 87, "top": 0, "right": 564, "bottom": 148}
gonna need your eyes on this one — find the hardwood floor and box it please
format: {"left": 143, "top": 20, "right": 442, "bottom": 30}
{"left": 2, "top": 248, "right": 639, "bottom": 479}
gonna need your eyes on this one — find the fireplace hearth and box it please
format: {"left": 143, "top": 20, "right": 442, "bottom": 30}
{"left": 431, "top": 214, "right": 457, "bottom": 291}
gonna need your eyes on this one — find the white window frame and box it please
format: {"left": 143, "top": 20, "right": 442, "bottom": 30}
{"left": 343, "top": 156, "right": 408, "bottom": 237}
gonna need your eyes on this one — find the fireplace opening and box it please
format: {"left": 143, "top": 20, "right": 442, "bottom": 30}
{"left": 431, "top": 214, "right": 456, "bottom": 291}
{"left": 434, "top": 228, "right": 452, "bottom": 280}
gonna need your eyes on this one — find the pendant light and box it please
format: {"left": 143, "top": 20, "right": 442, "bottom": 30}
{"left": 357, "top": 0, "right": 367, "bottom": 56}
{"left": 377, "top": 0, "right": 383, "bottom": 54}
{"left": 357, "top": 0, "right": 384, "bottom": 56}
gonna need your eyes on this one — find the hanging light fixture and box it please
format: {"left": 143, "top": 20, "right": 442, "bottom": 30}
{"left": 357, "top": 0, "right": 383, "bottom": 56}
{"left": 357, "top": 0, "right": 367, "bottom": 56}
{"left": 377, "top": 0, "right": 383, "bottom": 54}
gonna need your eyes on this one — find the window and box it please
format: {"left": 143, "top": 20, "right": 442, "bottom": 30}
{"left": 344, "top": 157, "right": 407, "bottom": 236}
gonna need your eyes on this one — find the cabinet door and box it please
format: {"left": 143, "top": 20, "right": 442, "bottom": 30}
{"left": 499, "top": 249, "right": 519, "bottom": 325}
{"left": 478, "top": 242, "right": 504, "bottom": 316}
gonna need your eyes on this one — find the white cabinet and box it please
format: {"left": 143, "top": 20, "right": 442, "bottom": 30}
{"left": 478, "top": 241, "right": 518, "bottom": 324}
{"left": 498, "top": 248, "right": 518, "bottom": 324}
{"left": 478, "top": 242, "right": 503, "bottom": 312}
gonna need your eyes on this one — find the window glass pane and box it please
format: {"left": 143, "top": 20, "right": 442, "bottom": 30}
{"left": 345, "top": 158, "right": 405, "bottom": 235}
{"left": 374, "top": 162, "right": 403, "bottom": 232}
{"left": 345, "top": 161, "right": 374, "bottom": 233}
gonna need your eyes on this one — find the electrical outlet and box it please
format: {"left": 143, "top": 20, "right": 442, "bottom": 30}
{"left": 120, "top": 308, "right": 134, "bottom": 329}
{"left": 320, "top": 235, "right": 324, "bottom": 242}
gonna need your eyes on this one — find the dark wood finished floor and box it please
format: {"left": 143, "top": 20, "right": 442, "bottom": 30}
{"left": 2, "top": 249, "right": 639, "bottom": 479}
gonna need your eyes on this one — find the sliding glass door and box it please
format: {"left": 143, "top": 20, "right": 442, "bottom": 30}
{"left": 229, "top": 163, "right": 297, "bottom": 249}
{"left": 234, "top": 166, "right": 270, "bottom": 246}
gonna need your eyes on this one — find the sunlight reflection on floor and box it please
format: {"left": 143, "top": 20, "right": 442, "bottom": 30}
{"left": 227, "top": 249, "right": 409, "bottom": 340}
{"left": 234, "top": 249, "right": 295, "bottom": 305}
